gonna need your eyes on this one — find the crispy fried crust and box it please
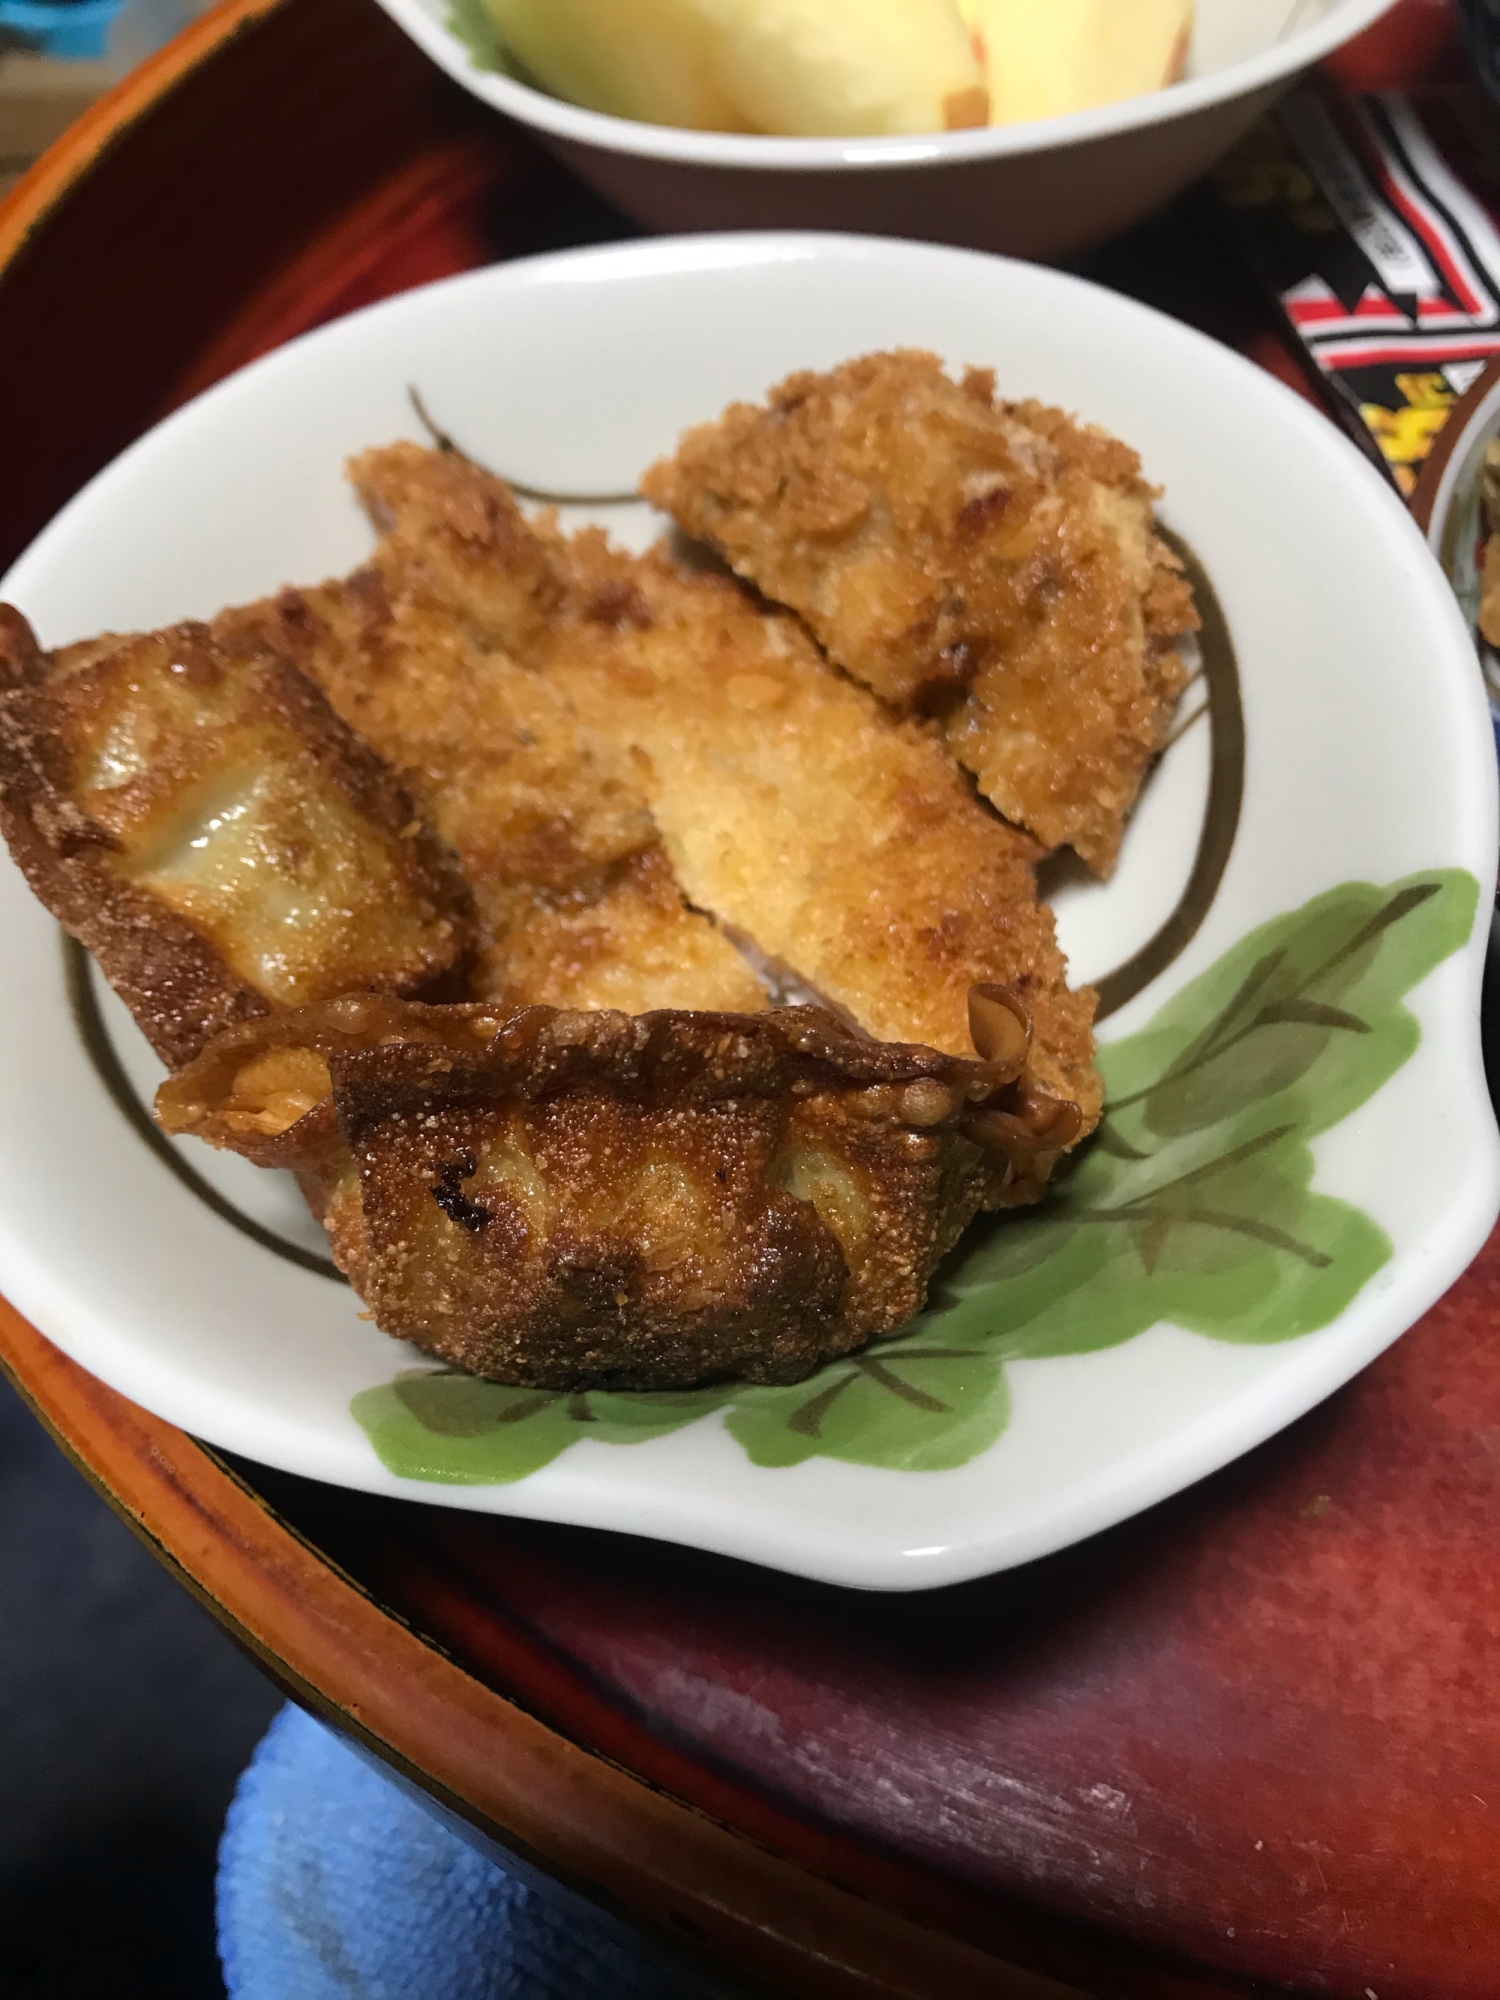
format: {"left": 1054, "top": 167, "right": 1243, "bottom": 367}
{"left": 643, "top": 350, "right": 1197, "bottom": 872}
{"left": 154, "top": 991, "right": 510, "bottom": 1179}
{"left": 217, "top": 458, "right": 767, "bottom": 1017}
{"left": 159, "top": 994, "right": 1063, "bottom": 1389}
{"left": 328, "top": 444, "right": 1096, "bottom": 1135}
{"left": 0, "top": 610, "right": 470, "bottom": 1066}
{"left": 480, "top": 844, "right": 772, "bottom": 1016}
{"left": 543, "top": 530, "right": 1102, "bottom": 1132}
{"left": 349, "top": 439, "right": 566, "bottom": 654}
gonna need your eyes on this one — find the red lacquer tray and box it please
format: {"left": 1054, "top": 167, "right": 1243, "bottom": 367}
{"left": 3, "top": 2, "right": 1498, "bottom": 1994}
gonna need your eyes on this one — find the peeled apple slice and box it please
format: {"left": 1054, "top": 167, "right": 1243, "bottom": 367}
{"left": 483, "top": 0, "right": 989, "bottom": 137}
{"left": 483, "top": 0, "right": 742, "bottom": 132}
{"left": 959, "top": 0, "right": 1194, "bottom": 125}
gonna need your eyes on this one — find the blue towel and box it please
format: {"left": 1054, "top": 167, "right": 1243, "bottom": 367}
{"left": 217, "top": 1704, "right": 723, "bottom": 2000}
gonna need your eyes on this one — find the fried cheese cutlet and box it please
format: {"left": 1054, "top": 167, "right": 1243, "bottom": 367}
{"left": 542, "top": 532, "right": 1102, "bottom": 1138}
{"left": 0, "top": 605, "right": 469, "bottom": 1067}
{"left": 217, "top": 451, "right": 766, "bottom": 1018}
{"left": 642, "top": 349, "right": 1198, "bottom": 874}
{"left": 158, "top": 992, "right": 1055, "bottom": 1389}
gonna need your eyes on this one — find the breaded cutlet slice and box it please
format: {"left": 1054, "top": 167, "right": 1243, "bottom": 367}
{"left": 543, "top": 532, "right": 1102, "bottom": 1139}
{"left": 642, "top": 349, "right": 1197, "bottom": 874}
{"left": 158, "top": 993, "right": 1048, "bottom": 1389}
{"left": 350, "top": 439, "right": 566, "bottom": 655}
{"left": 0, "top": 605, "right": 469, "bottom": 1068}
{"left": 216, "top": 465, "right": 766, "bottom": 1018}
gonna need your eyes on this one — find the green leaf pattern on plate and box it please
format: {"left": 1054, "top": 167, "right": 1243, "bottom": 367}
{"left": 351, "top": 870, "right": 1478, "bottom": 1486}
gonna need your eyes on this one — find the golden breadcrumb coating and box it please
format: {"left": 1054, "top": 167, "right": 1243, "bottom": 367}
{"left": 643, "top": 349, "right": 1197, "bottom": 872}
{"left": 216, "top": 460, "right": 766, "bottom": 1018}
{"left": 481, "top": 843, "right": 771, "bottom": 1016}
{"left": 0, "top": 606, "right": 469, "bottom": 1067}
{"left": 350, "top": 439, "right": 565, "bottom": 656}
{"left": 542, "top": 528, "right": 1101, "bottom": 1132}
{"left": 158, "top": 993, "right": 1054, "bottom": 1389}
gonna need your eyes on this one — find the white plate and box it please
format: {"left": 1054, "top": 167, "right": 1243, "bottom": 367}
{"left": 2, "top": 233, "right": 1495, "bottom": 1589}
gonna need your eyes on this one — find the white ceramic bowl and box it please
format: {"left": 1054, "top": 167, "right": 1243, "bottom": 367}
{"left": 1, "top": 234, "right": 1495, "bottom": 1590}
{"left": 371, "top": 0, "right": 1402, "bottom": 258}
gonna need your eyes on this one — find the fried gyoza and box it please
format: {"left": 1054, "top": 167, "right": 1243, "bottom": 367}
{"left": 642, "top": 349, "right": 1197, "bottom": 872}
{"left": 543, "top": 530, "right": 1102, "bottom": 1131}
{"left": 158, "top": 992, "right": 1064, "bottom": 1388}
{"left": 218, "top": 447, "right": 766, "bottom": 1017}
{"left": 0, "top": 606, "right": 469, "bottom": 1067}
